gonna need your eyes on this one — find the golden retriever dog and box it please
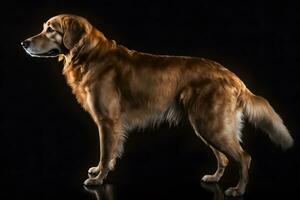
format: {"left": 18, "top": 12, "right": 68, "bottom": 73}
{"left": 21, "top": 14, "right": 293, "bottom": 196}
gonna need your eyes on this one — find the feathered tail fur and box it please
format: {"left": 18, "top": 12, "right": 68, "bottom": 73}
{"left": 242, "top": 90, "right": 293, "bottom": 149}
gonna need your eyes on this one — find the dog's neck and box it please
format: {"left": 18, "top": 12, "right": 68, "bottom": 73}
{"left": 63, "top": 28, "right": 116, "bottom": 70}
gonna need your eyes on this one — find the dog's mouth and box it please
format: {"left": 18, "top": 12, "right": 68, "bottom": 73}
{"left": 24, "top": 48, "right": 61, "bottom": 58}
{"left": 34, "top": 48, "right": 60, "bottom": 57}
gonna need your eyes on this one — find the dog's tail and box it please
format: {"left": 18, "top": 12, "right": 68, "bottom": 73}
{"left": 242, "top": 90, "right": 293, "bottom": 150}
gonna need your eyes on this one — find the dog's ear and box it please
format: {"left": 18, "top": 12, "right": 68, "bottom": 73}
{"left": 63, "top": 18, "right": 85, "bottom": 50}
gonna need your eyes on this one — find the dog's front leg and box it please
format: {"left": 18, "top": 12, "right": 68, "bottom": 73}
{"left": 83, "top": 83, "right": 123, "bottom": 186}
{"left": 88, "top": 125, "right": 118, "bottom": 176}
{"left": 84, "top": 119, "right": 123, "bottom": 185}
{"left": 87, "top": 125, "right": 104, "bottom": 176}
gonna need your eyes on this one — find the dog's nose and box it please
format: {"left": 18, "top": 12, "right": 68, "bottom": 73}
{"left": 21, "top": 40, "right": 31, "bottom": 49}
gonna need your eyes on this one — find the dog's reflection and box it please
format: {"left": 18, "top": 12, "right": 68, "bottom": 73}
{"left": 201, "top": 183, "right": 224, "bottom": 200}
{"left": 84, "top": 185, "right": 114, "bottom": 200}
{"left": 84, "top": 182, "right": 244, "bottom": 200}
{"left": 201, "top": 182, "right": 244, "bottom": 200}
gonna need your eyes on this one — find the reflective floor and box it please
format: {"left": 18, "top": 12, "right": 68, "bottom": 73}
{"left": 1, "top": 175, "right": 298, "bottom": 200}
{"left": 1, "top": 148, "right": 298, "bottom": 200}
{"left": 1, "top": 122, "right": 299, "bottom": 200}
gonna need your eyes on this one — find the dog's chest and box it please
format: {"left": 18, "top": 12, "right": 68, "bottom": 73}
{"left": 63, "top": 65, "right": 88, "bottom": 110}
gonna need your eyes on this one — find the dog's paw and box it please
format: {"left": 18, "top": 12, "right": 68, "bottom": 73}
{"left": 88, "top": 166, "right": 100, "bottom": 175}
{"left": 83, "top": 177, "right": 103, "bottom": 186}
{"left": 201, "top": 175, "right": 220, "bottom": 183}
{"left": 224, "top": 187, "right": 244, "bottom": 197}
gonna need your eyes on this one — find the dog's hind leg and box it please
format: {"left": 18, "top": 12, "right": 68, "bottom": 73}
{"left": 183, "top": 84, "right": 251, "bottom": 196}
{"left": 189, "top": 112, "right": 251, "bottom": 196}
{"left": 202, "top": 145, "right": 229, "bottom": 183}
{"left": 192, "top": 126, "right": 228, "bottom": 182}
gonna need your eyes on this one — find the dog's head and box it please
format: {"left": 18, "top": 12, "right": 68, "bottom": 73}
{"left": 21, "top": 14, "right": 92, "bottom": 58}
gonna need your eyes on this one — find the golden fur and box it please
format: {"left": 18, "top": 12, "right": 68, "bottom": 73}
{"left": 22, "top": 14, "right": 293, "bottom": 197}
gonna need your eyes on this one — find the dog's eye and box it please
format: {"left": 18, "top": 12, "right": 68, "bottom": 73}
{"left": 46, "top": 27, "right": 54, "bottom": 33}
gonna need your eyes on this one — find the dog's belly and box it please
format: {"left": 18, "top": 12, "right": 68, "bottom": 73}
{"left": 122, "top": 96, "right": 183, "bottom": 130}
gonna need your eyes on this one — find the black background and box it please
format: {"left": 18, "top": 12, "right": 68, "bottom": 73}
{"left": 1, "top": 1, "right": 299, "bottom": 199}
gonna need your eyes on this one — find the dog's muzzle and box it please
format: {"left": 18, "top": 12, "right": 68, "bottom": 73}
{"left": 21, "top": 39, "right": 61, "bottom": 57}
